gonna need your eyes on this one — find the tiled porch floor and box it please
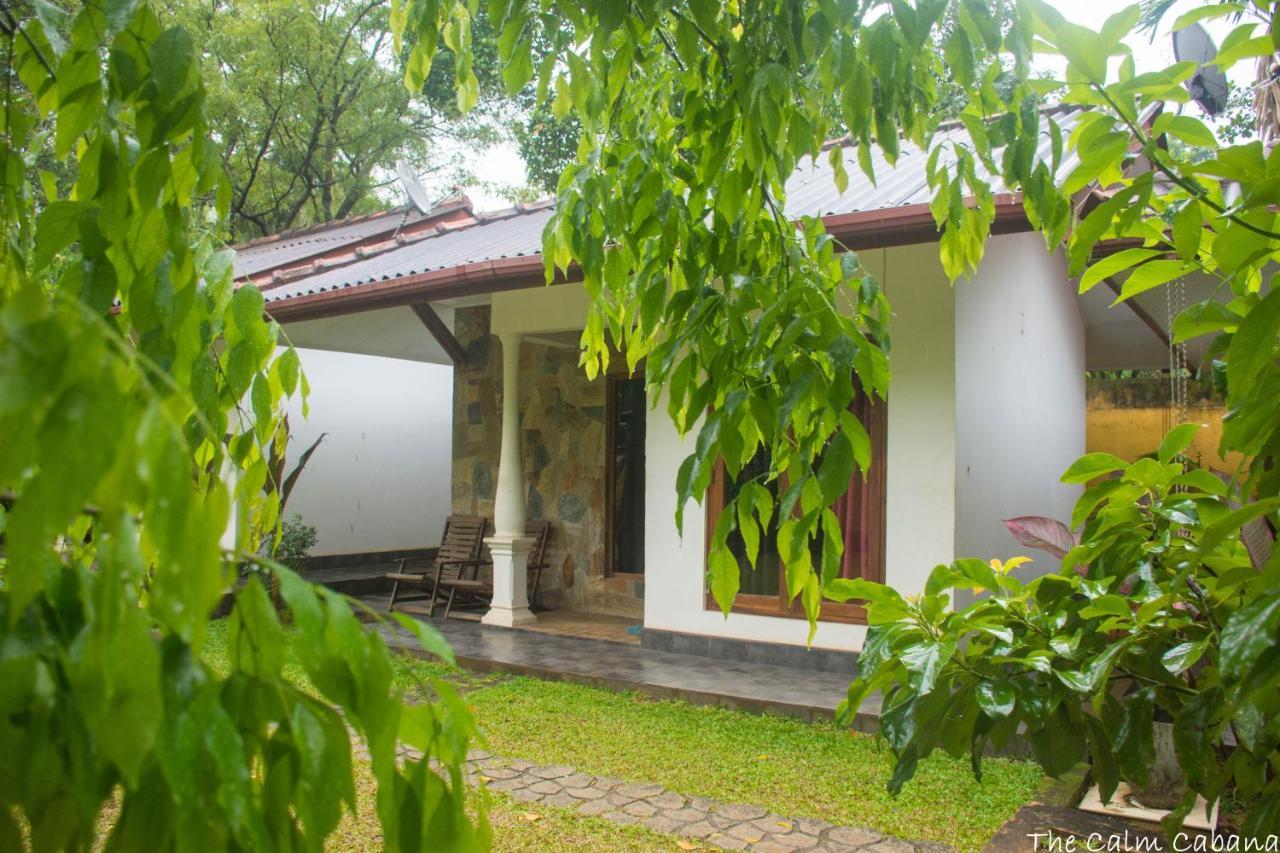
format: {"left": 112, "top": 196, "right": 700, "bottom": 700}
{"left": 357, "top": 595, "right": 643, "bottom": 645}
{"left": 369, "top": 609, "right": 880, "bottom": 728}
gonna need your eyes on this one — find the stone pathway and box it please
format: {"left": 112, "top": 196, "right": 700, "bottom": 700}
{"left": 386, "top": 739, "right": 947, "bottom": 852}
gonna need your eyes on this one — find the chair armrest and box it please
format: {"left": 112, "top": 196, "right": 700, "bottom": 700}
{"left": 437, "top": 557, "right": 491, "bottom": 568}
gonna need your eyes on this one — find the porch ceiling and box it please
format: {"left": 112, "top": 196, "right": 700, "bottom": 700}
{"left": 278, "top": 303, "right": 460, "bottom": 365}
{"left": 1079, "top": 269, "right": 1219, "bottom": 372}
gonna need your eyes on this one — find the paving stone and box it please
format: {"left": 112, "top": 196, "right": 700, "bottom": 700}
{"left": 483, "top": 777, "right": 525, "bottom": 793}
{"left": 591, "top": 776, "right": 624, "bottom": 791}
{"left": 687, "top": 796, "right": 716, "bottom": 812}
{"left": 707, "top": 814, "right": 739, "bottom": 830}
{"left": 756, "top": 841, "right": 811, "bottom": 853}
{"left": 477, "top": 766, "right": 519, "bottom": 780}
{"left": 726, "top": 822, "right": 766, "bottom": 843}
{"left": 566, "top": 785, "right": 608, "bottom": 801}
{"left": 795, "top": 819, "right": 834, "bottom": 836}
{"left": 574, "top": 798, "right": 614, "bottom": 817}
{"left": 678, "top": 820, "right": 719, "bottom": 839}
{"left": 528, "top": 780, "right": 564, "bottom": 795}
{"left": 506, "top": 759, "right": 534, "bottom": 771}
{"left": 714, "top": 802, "right": 769, "bottom": 821}
{"left": 615, "top": 782, "right": 665, "bottom": 800}
{"left": 664, "top": 807, "right": 709, "bottom": 823}
{"left": 771, "top": 832, "right": 821, "bottom": 851}
{"left": 529, "top": 764, "right": 574, "bottom": 780}
{"left": 467, "top": 749, "right": 492, "bottom": 761}
{"left": 509, "top": 788, "right": 544, "bottom": 803}
{"left": 649, "top": 791, "right": 687, "bottom": 809}
{"left": 754, "top": 816, "right": 795, "bottom": 834}
{"left": 709, "top": 836, "right": 750, "bottom": 850}
{"left": 913, "top": 844, "right": 950, "bottom": 853}
{"left": 822, "top": 826, "right": 884, "bottom": 848}
{"left": 560, "top": 773, "right": 594, "bottom": 789}
{"left": 622, "top": 801, "right": 659, "bottom": 818}
{"left": 606, "top": 792, "right": 637, "bottom": 807}
{"left": 540, "top": 792, "right": 579, "bottom": 809}
{"left": 643, "top": 814, "right": 691, "bottom": 834}
{"left": 864, "top": 840, "right": 915, "bottom": 853}
{"left": 602, "top": 811, "right": 641, "bottom": 826}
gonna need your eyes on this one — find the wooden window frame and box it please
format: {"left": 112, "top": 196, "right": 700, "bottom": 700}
{"left": 703, "top": 396, "right": 887, "bottom": 625}
{"left": 604, "top": 366, "right": 646, "bottom": 578}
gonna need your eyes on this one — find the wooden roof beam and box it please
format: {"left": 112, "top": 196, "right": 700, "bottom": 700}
{"left": 409, "top": 302, "right": 468, "bottom": 367}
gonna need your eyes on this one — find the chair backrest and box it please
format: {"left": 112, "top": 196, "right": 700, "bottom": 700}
{"left": 526, "top": 520, "right": 552, "bottom": 568}
{"left": 435, "top": 515, "right": 486, "bottom": 579}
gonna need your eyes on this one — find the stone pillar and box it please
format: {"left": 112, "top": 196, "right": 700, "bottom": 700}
{"left": 483, "top": 332, "right": 536, "bottom": 627}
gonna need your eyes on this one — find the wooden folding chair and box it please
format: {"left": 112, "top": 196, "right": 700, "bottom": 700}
{"left": 384, "top": 515, "right": 487, "bottom": 616}
{"left": 438, "top": 521, "right": 553, "bottom": 619}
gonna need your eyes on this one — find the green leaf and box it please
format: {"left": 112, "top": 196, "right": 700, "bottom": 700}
{"left": 1161, "top": 640, "right": 1207, "bottom": 675}
{"left": 1157, "top": 423, "right": 1199, "bottom": 464}
{"left": 1220, "top": 593, "right": 1280, "bottom": 683}
{"left": 1111, "top": 260, "right": 1197, "bottom": 304}
{"left": 1078, "top": 248, "right": 1162, "bottom": 293}
{"left": 150, "top": 27, "right": 195, "bottom": 101}
{"left": 1226, "top": 287, "right": 1280, "bottom": 402}
{"left": 34, "top": 201, "right": 88, "bottom": 271}
{"left": 976, "top": 680, "right": 1015, "bottom": 718}
{"left": 1170, "top": 3, "right": 1245, "bottom": 31}
{"left": 1060, "top": 452, "right": 1127, "bottom": 484}
{"left": 1084, "top": 715, "right": 1120, "bottom": 803}
{"left": 389, "top": 612, "right": 456, "bottom": 665}
{"left": 1152, "top": 113, "right": 1217, "bottom": 148}
{"left": 707, "top": 544, "right": 741, "bottom": 617}
{"left": 817, "top": 432, "right": 854, "bottom": 505}
{"left": 1080, "top": 594, "right": 1130, "bottom": 620}
{"left": 1055, "top": 22, "right": 1108, "bottom": 81}
{"left": 1114, "top": 688, "right": 1155, "bottom": 784}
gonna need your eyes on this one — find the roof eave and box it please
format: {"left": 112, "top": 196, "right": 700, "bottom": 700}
{"left": 265, "top": 197, "right": 1033, "bottom": 324}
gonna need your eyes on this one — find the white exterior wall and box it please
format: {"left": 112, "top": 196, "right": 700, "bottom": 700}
{"left": 954, "top": 233, "right": 1086, "bottom": 569}
{"left": 281, "top": 347, "right": 453, "bottom": 556}
{"left": 643, "top": 244, "right": 958, "bottom": 653}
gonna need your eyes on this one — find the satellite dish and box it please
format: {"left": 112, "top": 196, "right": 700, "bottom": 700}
{"left": 396, "top": 159, "right": 433, "bottom": 213}
{"left": 1173, "top": 24, "right": 1229, "bottom": 116}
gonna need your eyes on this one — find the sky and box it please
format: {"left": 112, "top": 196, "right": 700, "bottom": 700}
{"left": 434, "top": 0, "right": 1250, "bottom": 212}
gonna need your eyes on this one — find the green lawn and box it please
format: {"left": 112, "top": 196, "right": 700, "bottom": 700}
{"left": 203, "top": 620, "right": 1043, "bottom": 850}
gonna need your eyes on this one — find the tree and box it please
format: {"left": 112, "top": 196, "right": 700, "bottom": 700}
{"left": 392, "top": 0, "right": 1280, "bottom": 835}
{"left": 0, "top": 3, "right": 484, "bottom": 849}
{"left": 160, "top": 0, "right": 520, "bottom": 241}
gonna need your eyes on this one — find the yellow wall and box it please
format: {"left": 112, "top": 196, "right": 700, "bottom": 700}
{"left": 1086, "top": 405, "right": 1242, "bottom": 473}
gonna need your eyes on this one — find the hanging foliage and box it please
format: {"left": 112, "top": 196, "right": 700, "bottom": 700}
{"left": 0, "top": 3, "right": 485, "bottom": 849}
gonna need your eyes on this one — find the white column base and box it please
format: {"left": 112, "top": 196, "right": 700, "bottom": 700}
{"left": 481, "top": 604, "right": 538, "bottom": 627}
{"left": 481, "top": 534, "right": 537, "bottom": 626}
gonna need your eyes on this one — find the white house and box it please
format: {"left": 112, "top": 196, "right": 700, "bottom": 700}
{"left": 247, "top": 108, "right": 1203, "bottom": 662}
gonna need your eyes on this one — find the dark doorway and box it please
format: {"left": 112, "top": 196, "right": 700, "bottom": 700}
{"left": 606, "top": 375, "right": 646, "bottom": 575}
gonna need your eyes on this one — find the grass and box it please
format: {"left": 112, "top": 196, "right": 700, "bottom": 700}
{"left": 201, "top": 621, "right": 1043, "bottom": 851}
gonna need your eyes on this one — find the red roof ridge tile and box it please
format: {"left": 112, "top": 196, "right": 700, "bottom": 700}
{"left": 231, "top": 194, "right": 476, "bottom": 251}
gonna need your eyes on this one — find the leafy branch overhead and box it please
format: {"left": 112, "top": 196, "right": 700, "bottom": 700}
{"left": 392, "top": 0, "right": 1280, "bottom": 834}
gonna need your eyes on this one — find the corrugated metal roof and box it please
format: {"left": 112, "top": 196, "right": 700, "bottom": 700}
{"left": 262, "top": 108, "right": 1084, "bottom": 306}
{"left": 785, "top": 108, "right": 1083, "bottom": 219}
{"left": 262, "top": 205, "right": 554, "bottom": 303}
{"left": 233, "top": 207, "right": 426, "bottom": 279}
